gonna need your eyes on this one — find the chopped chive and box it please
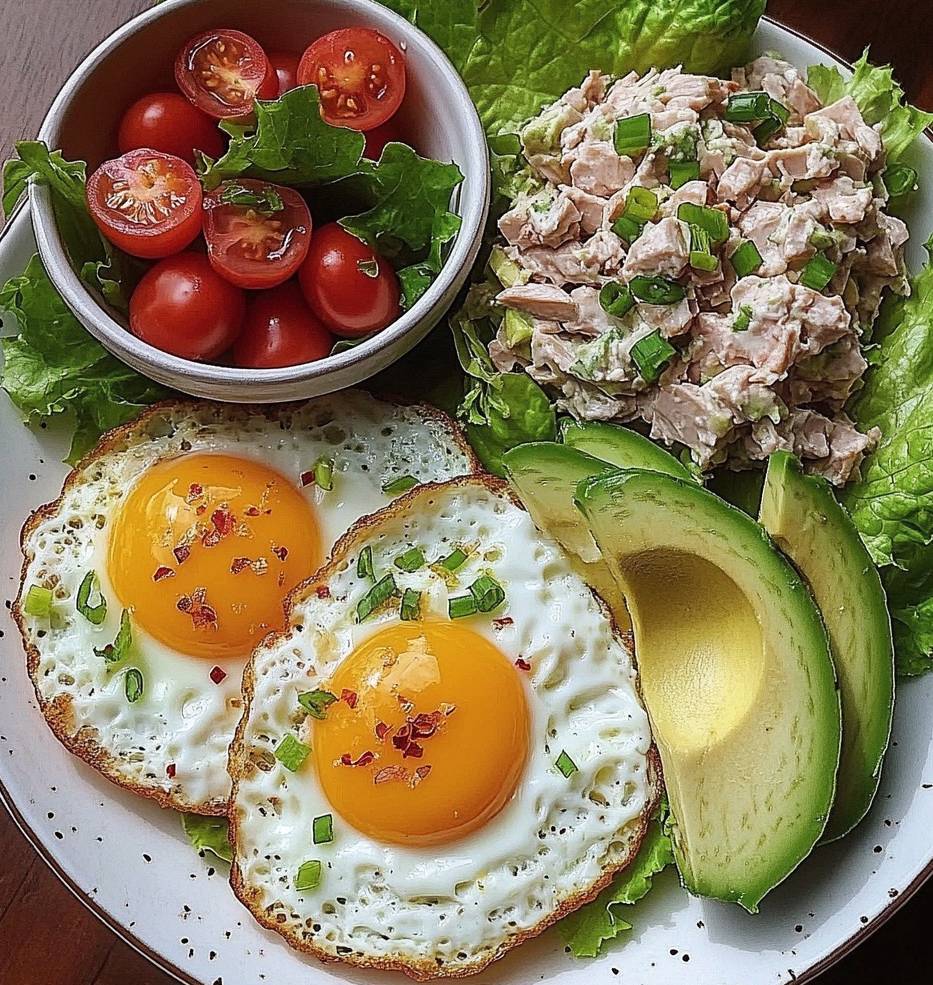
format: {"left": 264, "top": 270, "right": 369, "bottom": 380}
{"left": 631, "top": 330, "right": 677, "bottom": 383}
{"left": 448, "top": 595, "right": 478, "bottom": 619}
{"left": 629, "top": 276, "right": 686, "bottom": 305}
{"left": 275, "top": 733, "right": 311, "bottom": 772}
{"left": 555, "top": 750, "right": 578, "bottom": 778}
{"left": 394, "top": 547, "right": 426, "bottom": 573}
{"left": 723, "top": 90, "right": 773, "bottom": 123}
{"left": 400, "top": 588, "right": 422, "bottom": 621}
{"left": 124, "top": 668, "right": 144, "bottom": 704}
{"left": 677, "top": 203, "right": 729, "bottom": 246}
{"left": 732, "top": 305, "right": 754, "bottom": 332}
{"left": 754, "top": 98, "right": 790, "bottom": 145}
{"left": 439, "top": 547, "right": 468, "bottom": 572}
{"left": 76, "top": 571, "right": 107, "bottom": 625}
{"left": 469, "top": 575, "right": 506, "bottom": 613}
{"left": 611, "top": 214, "right": 643, "bottom": 245}
{"left": 313, "top": 456, "right": 334, "bottom": 491}
{"left": 356, "top": 574, "right": 399, "bottom": 622}
{"left": 598, "top": 281, "right": 635, "bottom": 319}
{"left": 800, "top": 253, "right": 838, "bottom": 292}
{"left": 883, "top": 163, "right": 918, "bottom": 201}
{"left": 614, "top": 113, "right": 652, "bottom": 157}
{"left": 688, "top": 225, "right": 718, "bottom": 272}
{"left": 622, "top": 186, "right": 658, "bottom": 224}
{"left": 298, "top": 689, "right": 338, "bottom": 720}
{"left": 357, "top": 546, "right": 375, "bottom": 583}
{"left": 382, "top": 475, "right": 419, "bottom": 495}
{"left": 24, "top": 585, "right": 53, "bottom": 617}
{"left": 669, "top": 160, "right": 700, "bottom": 189}
{"left": 295, "top": 859, "right": 322, "bottom": 892}
{"left": 94, "top": 609, "right": 133, "bottom": 664}
{"left": 730, "top": 239, "right": 764, "bottom": 278}
{"left": 312, "top": 814, "right": 334, "bottom": 845}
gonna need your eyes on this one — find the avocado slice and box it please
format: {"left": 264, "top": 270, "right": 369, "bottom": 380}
{"left": 576, "top": 470, "right": 841, "bottom": 911}
{"left": 561, "top": 420, "right": 694, "bottom": 479}
{"left": 759, "top": 452, "right": 894, "bottom": 841}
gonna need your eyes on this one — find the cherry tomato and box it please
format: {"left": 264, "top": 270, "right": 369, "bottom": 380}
{"left": 117, "top": 92, "right": 224, "bottom": 165}
{"left": 202, "top": 179, "right": 312, "bottom": 290}
{"left": 297, "top": 28, "right": 406, "bottom": 131}
{"left": 268, "top": 51, "right": 300, "bottom": 96}
{"left": 175, "top": 29, "right": 277, "bottom": 120}
{"left": 298, "top": 224, "right": 400, "bottom": 338}
{"left": 234, "top": 281, "right": 333, "bottom": 368}
{"left": 364, "top": 119, "right": 406, "bottom": 160}
{"left": 86, "top": 149, "right": 202, "bottom": 259}
{"left": 130, "top": 252, "right": 246, "bottom": 361}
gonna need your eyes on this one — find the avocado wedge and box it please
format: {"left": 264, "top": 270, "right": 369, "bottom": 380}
{"left": 576, "top": 470, "right": 841, "bottom": 911}
{"left": 560, "top": 420, "right": 694, "bottom": 479}
{"left": 759, "top": 452, "right": 894, "bottom": 841}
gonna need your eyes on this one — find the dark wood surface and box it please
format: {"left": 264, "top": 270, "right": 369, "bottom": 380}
{"left": 0, "top": 1, "right": 931, "bottom": 982}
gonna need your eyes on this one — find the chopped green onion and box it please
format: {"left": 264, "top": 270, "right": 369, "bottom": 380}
{"left": 439, "top": 547, "right": 468, "bottom": 572}
{"left": 357, "top": 546, "right": 375, "bottom": 583}
{"left": 631, "top": 330, "right": 677, "bottom": 384}
{"left": 614, "top": 113, "right": 652, "bottom": 157}
{"left": 448, "top": 595, "right": 478, "bottom": 619}
{"left": 312, "top": 814, "right": 334, "bottom": 845}
{"left": 809, "top": 227, "right": 835, "bottom": 250}
{"left": 24, "top": 585, "right": 53, "bottom": 617}
{"left": 356, "top": 574, "right": 399, "bottom": 622}
{"left": 669, "top": 160, "right": 700, "bottom": 189}
{"left": 94, "top": 609, "right": 133, "bottom": 664}
{"left": 469, "top": 575, "right": 506, "bottom": 613}
{"left": 382, "top": 475, "right": 418, "bottom": 495}
{"left": 629, "top": 276, "right": 686, "bottom": 305}
{"left": 298, "top": 689, "right": 337, "bottom": 720}
{"left": 723, "top": 91, "right": 773, "bottom": 123}
{"left": 730, "top": 240, "right": 763, "bottom": 279}
{"left": 598, "top": 281, "right": 635, "bottom": 319}
{"left": 622, "top": 186, "right": 658, "bottom": 224}
{"left": 275, "top": 733, "right": 311, "bottom": 772}
{"left": 394, "top": 547, "right": 425, "bottom": 573}
{"left": 124, "top": 668, "right": 144, "bottom": 704}
{"left": 76, "top": 571, "right": 107, "bottom": 625}
{"left": 732, "top": 305, "right": 754, "bottom": 332}
{"left": 883, "top": 163, "right": 918, "bottom": 201}
{"left": 295, "top": 859, "right": 322, "bottom": 892}
{"left": 677, "top": 203, "right": 729, "bottom": 246}
{"left": 688, "top": 225, "right": 718, "bottom": 272}
{"left": 555, "top": 750, "right": 578, "bottom": 778}
{"left": 611, "top": 214, "right": 643, "bottom": 245}
{"left": 800, "top": 253, "right": 838, "bottom": 292}
{"left": 754, "top": 98, "right": 791, "bottom": 146}
{"left": 400, "top": 588, "right": 422, "bottom": 621}
{"left": 313, "top": 456, "right": 334, "bottom": 491}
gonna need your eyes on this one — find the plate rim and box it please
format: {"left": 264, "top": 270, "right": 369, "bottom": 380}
{"left": 1, "top": 15, "right": 931, "bottom": 985}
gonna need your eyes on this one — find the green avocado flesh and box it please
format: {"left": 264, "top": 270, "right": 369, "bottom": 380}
{"left": 759, "top": 452, "right": 895, "bottom": 841}
{"left": 560, "top": 420, "right": 693, "bottom": 479}
{"left": 576, "top": 470, "right": 841, "bottom": 911}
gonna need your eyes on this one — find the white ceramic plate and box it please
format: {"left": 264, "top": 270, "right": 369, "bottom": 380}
{"left": 2, "top": 17, "right": 932, "bottom": 985}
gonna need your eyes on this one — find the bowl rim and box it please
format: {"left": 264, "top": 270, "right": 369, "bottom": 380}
{"left": 29, "top": 0, "right": 490, "bottom": 393}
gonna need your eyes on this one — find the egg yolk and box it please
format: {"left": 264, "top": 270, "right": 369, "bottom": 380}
{"left": 313, "top": 621, "right": 530, "bottom": 846}
{"left": 108, "top": 453, "right": 321, "bottom": 660}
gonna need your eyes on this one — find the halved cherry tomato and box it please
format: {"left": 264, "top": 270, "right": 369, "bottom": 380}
{"left": 298, "top": 223, "right": 400, "bottom": 338}
{"left": 130, "top": 252, "right": 246, "bottom": 361}
{"left": 117, "top": 92, "right": 224, "bottom": 165}
{"left": 364, "top": 119, "right": 406, "bottom": 161}
{"left": 297, "top": 28, "right": 406, "bottom": 131}
{"left": 268, "top": 51, "right": 300, "bottom": 97}
{"left": 234, "top": 280, "right": 333, "bottom": 368}
{"left": 203, "top": 179, "right": 312, "bottom": 290}
{"left": 175, "top": 29, "right": 277, "bottom": 120}
{"left": 86, "top": 149, "right": 202, "bottom": 259}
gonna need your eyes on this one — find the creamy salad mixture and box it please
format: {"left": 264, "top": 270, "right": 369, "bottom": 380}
{"left": 489, "top": 56, "right": 910, "bottom": 484}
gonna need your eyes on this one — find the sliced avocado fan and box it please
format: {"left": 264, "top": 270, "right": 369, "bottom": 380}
{"left": 576, "top": 470, "right": 841, "bottom": 912}
{"left": 759, "top": 452, "right": 895, "bottom": 841}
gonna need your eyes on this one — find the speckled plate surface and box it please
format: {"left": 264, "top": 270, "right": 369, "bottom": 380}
{"left": 2, "top": 17, "right": 933, "bottom": 985}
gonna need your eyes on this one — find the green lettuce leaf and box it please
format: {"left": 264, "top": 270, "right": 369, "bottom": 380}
{"left": 180, "top": 813, "right": 232, "bottom": 863}
{"left": 843, "top": 239, "right": 933, "bottom": 675}
{"left": 559, "top": 808, "right": 675, "bottom": 957}
{"left": 807, "top": 51, "right": 933, "bottom": 163}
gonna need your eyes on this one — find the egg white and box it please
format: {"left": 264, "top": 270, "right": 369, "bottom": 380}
{"left": 15, "top": 393, "right": 477, "bottom": 813}
{"left": 230, "top": 477, "right": 657, "bottom": 977}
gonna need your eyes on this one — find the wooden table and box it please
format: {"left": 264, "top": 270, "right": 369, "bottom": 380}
{"left": 0, "top": 1, "right": 930, "bottom": 982}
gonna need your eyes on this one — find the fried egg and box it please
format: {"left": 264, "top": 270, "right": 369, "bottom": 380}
{"left": 14, "top": 393, "right": 477, "bottom": 814}
{"left": 229, "top": 477, "right": 658, "bottom": 978}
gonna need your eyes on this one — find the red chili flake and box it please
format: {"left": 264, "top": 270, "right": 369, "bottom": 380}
{"left": 493, "top": 617, "right": 514, "bottom": 629}
{"left": 403, "top": 742, "right": 424, "bottom": 759}
{"left": 245, "top": 506, "right": 261, "bottom": 517}
{"left": 339, "top": 751, "right": 375, "bottom": 768}
{"left": 515, "top": 658, "right": 532, "bottom": 671}
{"left": 411, "top": 711, "right": 443, "bottom": 739}
{"left": 210, "top": 666, "right": 227, "bottom": 685}
{"left": 173, "top": 544, "right": 191, "bottom": 565}
{"left": 341, "top": 689, "right": 358, "bottom": 709}
{"left": 411, "top": 765, "right": 432, "bottom": 788}
{"left": 177, "top": 588, "right": 218, "bottom": 630}
{"left": 315, "top": 586, "right": 331, "bottom": 599}
{"left": 185, "top": 483, "right": 203, "bottom": 503}
{"left": 300, "top": 471, "right": 315, "bottom": 487}
{"left": 392, "top": 722, "right": 412, "bottom": 751}
{"left": 195, "top": 504, "right": 207, "bottom": 516}
{"left": 212, "top": 508, "right": 236, "bottom": 536}
{"left": 231, "top": 557, "right": 252, "bottom": 575}
{"left": 272, "top": 545, "right": 289, "bottom": 561}
{"left": 374, "top": 765, "right": 409, "bottom": 785}
{"left": 375, "top": 721, "right": 392, "bottom": 742}
{"left": 153, "top": 566, "right": 175, "bottom": 583}
{"left": 166, "top": 763, "right": 177, "bottom": 779}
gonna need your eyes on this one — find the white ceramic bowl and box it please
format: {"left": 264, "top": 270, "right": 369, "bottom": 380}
{"left": 29, "top": 0, "right": 489, "bottom": 402}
